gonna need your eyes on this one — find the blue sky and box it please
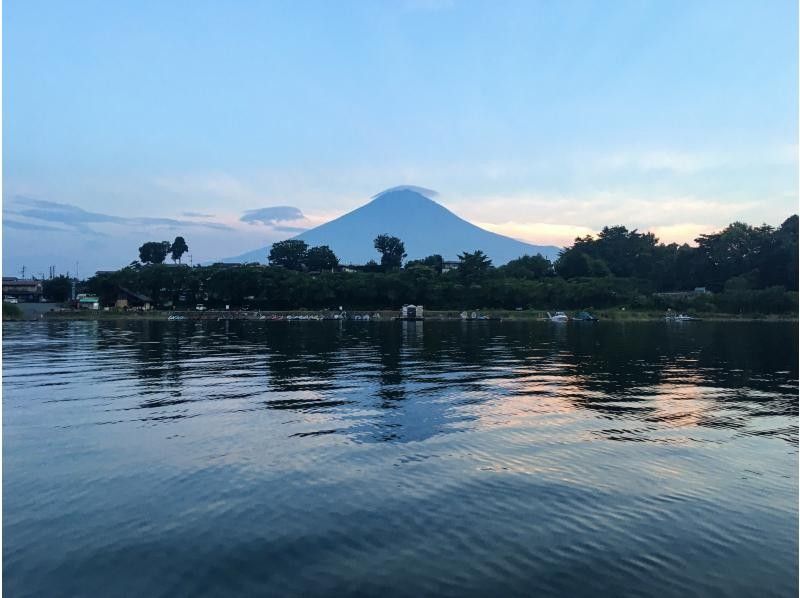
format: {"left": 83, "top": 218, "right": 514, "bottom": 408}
{"left": 4, "top": 0, "right": 797, "bottom": 276}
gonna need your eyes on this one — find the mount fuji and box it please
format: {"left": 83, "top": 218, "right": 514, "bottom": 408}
{"left": 223, "top": 186, "right": 560, "bottom": 265}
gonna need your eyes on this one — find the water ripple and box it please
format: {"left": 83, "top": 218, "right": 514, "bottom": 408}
{"left": 3, "top": 320, "right": 798, "bottom": 597}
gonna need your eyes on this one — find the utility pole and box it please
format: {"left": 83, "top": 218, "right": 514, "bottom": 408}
{"left": 76, "top": 261, "right": 79, "bottom": 281}
{"left": 189, "top": 254, "right": 193, "bottom": 267}
{"left": 20, "top": 265, "right": 26, "bottom": 279}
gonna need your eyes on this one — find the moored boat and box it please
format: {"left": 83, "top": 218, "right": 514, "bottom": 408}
{"left": 547, "top": 311, "right": 569, "bottom": 322}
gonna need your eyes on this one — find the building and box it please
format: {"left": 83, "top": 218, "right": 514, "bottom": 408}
{"left": 115, "top": 287, "right": 152, "bottom": 310}
{"left": 400, "top": 304, "right": 424, "bottom": 319}
{"left": 441, "top": 260, "right": 460, "bottom": 273}
{"left": 2, "top": 278, "right": 43, "bottom": 302}
{"left": 76, "top": 294, "right": 100, "bottom": 310}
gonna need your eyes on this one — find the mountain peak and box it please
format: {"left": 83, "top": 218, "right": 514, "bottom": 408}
{"left": 222, "top": 187, "right": 561, "bottom": 265}
{"left": 370, "top": 185, "right": 439, "bottom": 201}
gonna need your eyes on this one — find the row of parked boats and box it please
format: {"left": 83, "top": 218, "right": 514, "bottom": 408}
{"left": 168, "top": 310, "right": 700, "bottom": 323}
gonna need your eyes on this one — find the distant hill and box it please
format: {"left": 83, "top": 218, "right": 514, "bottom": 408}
{"left": 222, "top": 186, "right": 561, "bottom": 265}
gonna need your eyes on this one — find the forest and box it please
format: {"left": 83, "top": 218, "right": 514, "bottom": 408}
{"left": 78, "top": 216, "right": 798, "bottom": 314}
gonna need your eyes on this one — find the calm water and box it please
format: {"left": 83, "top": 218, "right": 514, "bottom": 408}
{"left": 3, "top": 320, "right": 798, "bottom": 597}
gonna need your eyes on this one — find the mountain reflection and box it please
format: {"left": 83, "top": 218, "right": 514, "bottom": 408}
{"left": 48, "top": 320, "right": 797, "bottom": 444}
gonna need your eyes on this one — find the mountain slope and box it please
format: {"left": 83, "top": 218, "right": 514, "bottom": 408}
{"left": 224, "top": 187, "right": 560, "bottom": 265}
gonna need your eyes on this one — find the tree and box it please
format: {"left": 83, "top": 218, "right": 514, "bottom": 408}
{"left": 374, "top": 234, "right": 406, "bottom": 270}
{"left": 406, "top": 254, "right": 444, "bottom": 273}
{"left": 572, "top": 226, "right": 659, "bottom": 279}
{"left": 500, "top": 254, "right": 553, "bottom": 279}
{"left": 269, "top": 240, "right": 309, "bottom": 271}
{"left": 42, "top": 275, "right": 73, "bottom": 302}
{"left": 306, "top": 245, "right": 339, "bottom": 271}
{"left": 457, "top": 250, "right": 492, "bottom": 283}
{"left": 171, "top": 236, "right": 189, "bottom": 263}
{"left": 139, "top": 241, "right": 171, "bottom": 264}
{"left": 555, "top": 248, "right": 590, "bottom": 278}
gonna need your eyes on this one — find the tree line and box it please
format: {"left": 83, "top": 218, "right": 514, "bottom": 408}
{"left": 81, "top": 216, "right": 798, "bottom": 313}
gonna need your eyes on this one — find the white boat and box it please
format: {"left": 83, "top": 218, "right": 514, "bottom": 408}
{"left": 547, "top": 311, "right": 569, "bottom": 322}
{"left": 665, "top": 313, "right": 699, "bottom": 321}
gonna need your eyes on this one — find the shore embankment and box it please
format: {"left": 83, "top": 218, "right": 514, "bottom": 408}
{"left": 4, "top": 303, "right": 797, "bottom": 322}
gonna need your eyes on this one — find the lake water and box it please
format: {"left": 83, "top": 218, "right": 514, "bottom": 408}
{"left": 3, "top": 320, "right": 798, "bottom": 597}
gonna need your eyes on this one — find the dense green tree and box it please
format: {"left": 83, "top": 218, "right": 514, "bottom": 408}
{"left": 555, "top": 249, "right": 590, "bottom": 278}
{"left": 406, "top": 254, "right": 444, "bottom": 273}
{"left": 572, "top": 226, "right": 659, "bottom": 279}
{"left": 42, "top": 275, "right": 73, "bottom": 302}
{"left": 138, "top": 241, "right": 171, "bottom": 264}
{"left": 269, "top": 240, "right": 309, "bottom": 271}
{"left": 694, "top": 222, "right": 775, "bottom": 291}
{"left": 457, "top": 250, "right": 492, "bottom": 284}
{"left": 306, "top": 245, "right": 339, "bottom": 271}
{"left": 374, "top": 234, "right": 406, "bottom": 270}
{"left": 499, "top": 254, "right": 553, "bottom": 279}
{"left": 170, "top": 236, "right": 189, "bottom": 263}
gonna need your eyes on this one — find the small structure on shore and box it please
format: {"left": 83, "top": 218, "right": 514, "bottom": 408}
{"left": 116, "top": 287, "right": 152, "bottom": 310}
{"left": 75, "top": 294, "right": 100, "bottom": 310}
{"left": 398, "top": 304, "right": 424, "bottom": 320}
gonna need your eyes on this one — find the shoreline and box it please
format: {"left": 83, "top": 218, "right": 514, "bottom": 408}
{"left": 4, "top": 306, "right": 798, "bottom": 323}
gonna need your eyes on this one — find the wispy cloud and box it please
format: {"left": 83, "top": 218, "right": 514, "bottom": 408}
{"left": 182, "top": 211, "right": 215, "bottom": 218}
{"left": 4, "top": 219, "right": 70, "bottom": 233}
{"left": 5, "top": 196, "right": 233, "bottom": 235}
{"left": 240, "top": 206, "right": 305, "bottom": 226}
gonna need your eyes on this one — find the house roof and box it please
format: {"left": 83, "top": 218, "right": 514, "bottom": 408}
{"left": 119, "top": 287, "right": 152, "bottom": 302}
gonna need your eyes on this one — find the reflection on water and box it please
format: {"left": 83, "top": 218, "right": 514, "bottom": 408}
{"left": 3, "top": 320, "right": 798, "bottom": 597}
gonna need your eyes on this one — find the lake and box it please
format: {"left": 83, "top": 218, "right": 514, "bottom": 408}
{"left": 3, "top": 320, "right": 797, "bottom": 597}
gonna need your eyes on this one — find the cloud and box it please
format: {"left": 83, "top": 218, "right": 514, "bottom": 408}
{"left": 475, "top": 221, "right": 594, "bottom": 248}
{"left": 371, "top": 185, "right": 439, "bottom": 199}
{"left": 5, "top": 196, "right": 232, "bottom": 234}
{"left": 4, "top": 219, "right": 69, "bottom": 232}
{"left": 240, "top": 206, "right": 305, "bottom": 226}
{"left": 448, "top": 191, "right": 778, "bottom": 246}
{"left": 182, "top": 211, "right": 215, "bottom": 218}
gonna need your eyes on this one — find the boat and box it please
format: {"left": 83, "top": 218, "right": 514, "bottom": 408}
{"left": 574, "top": 311, "right": 598, "bottom": 322}
{"left": 547, "top": 311, "right": 569, "bottom": 322}
{"left": 665, "top": 313, "right": 700, "bottom": 321}
{"left": 460, "top": 311, "right": 501, "bottom": 321}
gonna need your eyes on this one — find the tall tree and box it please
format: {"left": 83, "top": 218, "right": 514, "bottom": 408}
{"left": 269, "top": 240, "right": 309, "bottom": 271}
{"left": 374, "top": 234, "right": 407, "bottom": 270}
{"left": 305, "top": 245, "right": 339, "bottom": 271}
{"left": 170, "top": 236, "right": 189, "bottom": 263}
{"left": 457, "top": 250, "right": 492, "bottom": 283}
{"left": 138, "top": 241, "right": 171, "bottom": 264}
{"left": 42, "top": 275, "right": 73, "bottom": 302}
{"left": 573, "top": 226, "right": 659, "bottom": 279}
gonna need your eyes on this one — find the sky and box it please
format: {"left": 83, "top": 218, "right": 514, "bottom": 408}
{"left": 3, "top": 0, "right": 798, "bottom": 277}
